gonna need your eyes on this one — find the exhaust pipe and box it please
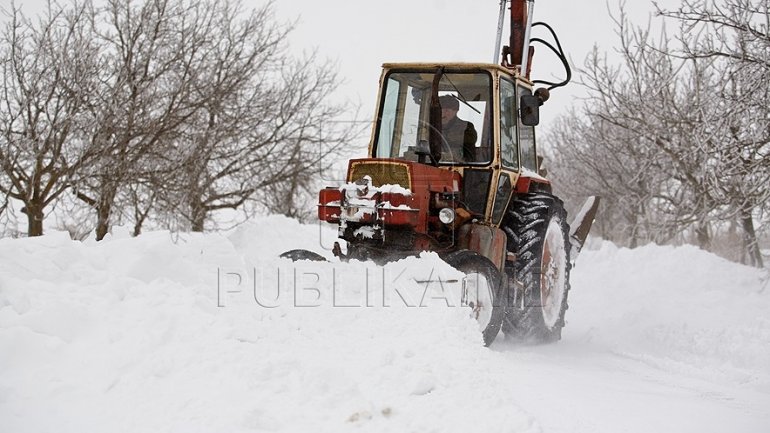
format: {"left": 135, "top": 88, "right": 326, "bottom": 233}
{"left": 493, "top": 0, "right": 508, "bottom": 63}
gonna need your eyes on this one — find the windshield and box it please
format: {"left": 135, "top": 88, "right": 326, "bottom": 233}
{"left": 373, "top": 71, "right": 492, "bottom": 165}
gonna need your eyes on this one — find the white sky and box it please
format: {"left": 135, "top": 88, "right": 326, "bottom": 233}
{"left": 271, "top": 0, "right": 683, "bottom": 131}
{"left": 16, "top": 0, "right": 683, "bottom": 140}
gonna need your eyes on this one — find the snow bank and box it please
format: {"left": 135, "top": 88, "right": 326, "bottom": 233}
{"left": 1, "top": 219, "right": 768, "bottom": 432}
{"left": 0, "top": 221, "right": 534, "bottom": 433}
{"left": 569, "top": 241, "right": 770, "bottom": 390}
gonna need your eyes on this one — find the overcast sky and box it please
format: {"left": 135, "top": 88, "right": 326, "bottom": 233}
{"left": 271, "top": 0, "right": 683, "bottom": 129}
{"left": 17, "top": 0, "right": 683, "bottom": 138}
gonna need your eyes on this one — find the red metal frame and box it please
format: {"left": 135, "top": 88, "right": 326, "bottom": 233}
{"left": 318, "top": 159, "right": 461, "bottom": 236}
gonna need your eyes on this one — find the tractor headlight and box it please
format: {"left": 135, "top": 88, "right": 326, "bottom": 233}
{"left": 439, "top": 208, "right": 456, "bottom": 224}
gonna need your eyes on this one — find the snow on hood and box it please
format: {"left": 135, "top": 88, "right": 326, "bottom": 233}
{"left": 340, "top": 176, "right": 413, "bottom": 198}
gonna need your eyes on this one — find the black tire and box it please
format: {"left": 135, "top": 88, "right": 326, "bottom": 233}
{"left": 501, "top": 193, "right": 572, "bottom": 343}
{"left": 280, "top": 249, "right": 328, "bottom": 262}
{"left": 443, "top": 250, "right": 507, "bottom": 346}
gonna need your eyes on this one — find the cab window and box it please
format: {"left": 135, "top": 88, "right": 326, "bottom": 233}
{"left": 499, "top": 78, "right": 519, "bottom": 170}
{"left": 518, "top": 85, "right": 537, "bottom": 171}
{"left": 373, "top": 71, "right": 493, "bottom": 165}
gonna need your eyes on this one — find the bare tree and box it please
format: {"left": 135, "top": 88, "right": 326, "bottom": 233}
{"left": 657, "top": 0, "right": 770, "bottom": 266}
{"left": 547, "top": 107, "right": 675, "bottom": 247}
{"left": 154, "top": 2, "right": 356, "bottom": 231}
{"left": 0, "top": 2, "right": 101, "bottom": 236}
{"left": 549, "top": 1, "right": 769, "bottom": 266}
{"left": 2, "top": 0, "right": 363, "bottom": 238}
{"left": 72, "top": 0, "right": 222, "bottom": 240}
{"left": 656, "top": 0, "right": 770, "bottom": 69}
{"left": 550, "top": 10, "right": 724, "bottom": 248}
{"left": 66, "top": 0, "right": 357, "bottom": 236}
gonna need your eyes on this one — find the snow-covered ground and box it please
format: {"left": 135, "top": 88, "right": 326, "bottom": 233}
{"left": 1, "top": 216, "right": 768, "bottom": 433}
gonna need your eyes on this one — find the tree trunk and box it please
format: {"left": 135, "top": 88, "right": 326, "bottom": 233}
{"left": 95, "top": 202, "right": 112, "bottom": 241}
{"left": 740, "top": 206, "right": 763, "bottom": 268}
{"left": 695, "top": 221, "right": 711, "bottom": 252}
{"left": 191, "top": 214, "right": 205, "bottom": 232}
{"left": 133, "top": 221, "right": 143, "bottom": 237}
{"left": 189, "top": 198, "right": 206, "bottom": 232}
{"left": 627, "top": 210, "right": 639, "bottom": 248}
{"left": 132, "top": 194, "right": 154, "bottom": 237}
{"left": 95, "top": 185, "right": 118, "bottom": 241}
{"left": 24, "top": 203, "right": 45, "bottom": 237}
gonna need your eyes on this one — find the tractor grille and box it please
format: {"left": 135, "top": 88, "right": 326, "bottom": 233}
{"left": 348, "top": 161, "right": 411, "bottom": 188}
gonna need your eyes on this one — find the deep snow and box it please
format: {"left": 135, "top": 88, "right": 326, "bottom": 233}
{"left": 1, "top": 216, "right": 768, "bottom": 432}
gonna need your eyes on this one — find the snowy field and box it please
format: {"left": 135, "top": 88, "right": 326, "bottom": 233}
{"left": 1, "top": 215, "right": 769, "bottom": 433}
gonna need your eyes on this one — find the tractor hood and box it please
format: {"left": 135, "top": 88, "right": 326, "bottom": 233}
{"left": 317, "top": 158, "right": 462, "bottom": 235}
{"left": 345, "top": 158, "right": 460, "bottom": 192}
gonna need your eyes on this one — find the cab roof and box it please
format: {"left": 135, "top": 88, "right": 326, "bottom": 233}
{"left": 380, "top": 62, "right": 532, "bottom": 84}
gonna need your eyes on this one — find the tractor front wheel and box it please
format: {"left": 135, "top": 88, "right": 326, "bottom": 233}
{"left": 443, "top": 250, "right": 506, "bottom": 346}
{"left": 502, "top": 193, "right": 572, "bottom": 343}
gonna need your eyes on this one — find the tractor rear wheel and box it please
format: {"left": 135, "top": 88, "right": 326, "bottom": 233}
{"left": 443, "top": 250, "right": 506, "bottom": 346}
{"left": 502, "top": 193, "right": 572, "bottom": 343}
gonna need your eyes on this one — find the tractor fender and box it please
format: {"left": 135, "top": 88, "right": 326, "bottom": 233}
{"left": 456, "top": 223, "right": 508, "bottom": 272}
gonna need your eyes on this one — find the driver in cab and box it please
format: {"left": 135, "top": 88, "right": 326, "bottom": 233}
{"left": 439, "top": 94, "right": 477, "bottom": 162}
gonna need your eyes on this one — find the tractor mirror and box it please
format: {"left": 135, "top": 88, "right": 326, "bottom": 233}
{"left": 520, "top": 95, "right": 540, "bottom": 126}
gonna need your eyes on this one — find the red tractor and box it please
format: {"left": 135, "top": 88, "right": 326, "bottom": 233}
{"left": 282, "top": 1, "right": 599, "bottom": 346}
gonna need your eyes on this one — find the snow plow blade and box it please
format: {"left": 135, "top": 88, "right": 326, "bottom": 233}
{"left": 280, "top": 249, "right": 328, "bottom": 262}
{"left": 568, "top": 196, "right": 600, "bottom": 262}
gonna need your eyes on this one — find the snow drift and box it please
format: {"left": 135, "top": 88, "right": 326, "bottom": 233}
{"left": 1, "top": 216, "right": 768, "bottom": 432}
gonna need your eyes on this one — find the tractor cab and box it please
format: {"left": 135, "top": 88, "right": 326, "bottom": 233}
{"left": 368, "top": 63, "right": 550, "bottom": 226}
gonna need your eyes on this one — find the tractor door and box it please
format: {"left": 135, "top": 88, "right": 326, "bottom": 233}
{"left": 488, "top": 76, "right": 520, "bottom": 226}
